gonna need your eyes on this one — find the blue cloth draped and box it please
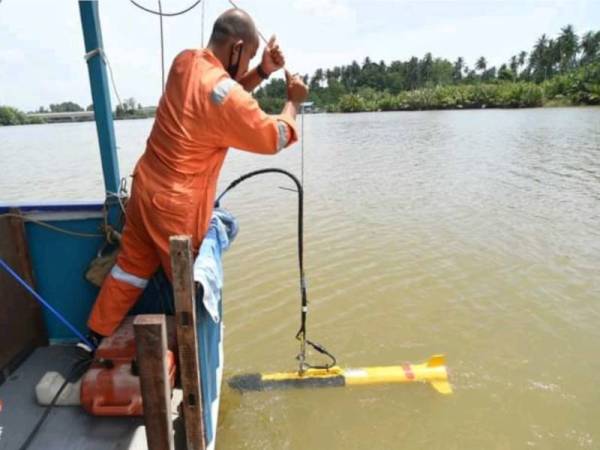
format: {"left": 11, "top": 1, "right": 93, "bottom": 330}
{"left": 134, "top": 208, "right": 238, "bottom": 450}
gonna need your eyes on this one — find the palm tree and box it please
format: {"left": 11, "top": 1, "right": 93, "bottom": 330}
{"left": 509, "top": 55, "right": 519, "bottom": 75}
{"left": 406, "top": 57, "right": 419, "bottom": 89}
{"left": 546, "top": 38, "right": 560, "bottom": 77}
{"left": 580, "top": 30, "right": 600, "bottom": 65}
{"left": 475, "top": 56, "right": 487, "bottom": 73}
{"left": 498, "top": 63, "right": 513, "bottom": 81}
{"left": 516, "top": 51, "right": 528, "bottom": 80}
{"left": 332, "top": 66, "right": 342, "bottom": 81}
{"left": 310, "top": 68, "right": 324, "bottom": 89}
{"left": 557, "top": 24, "right": 579, "bottom": 72}
{"left": 345, "top": 61, "right": 361, "bottom": 90}
{"left": 481, "top": 66, "right": 497, "bottom": 82}
{"left": 529, "top": 34, "right": 549, "bottom": 82}
{"left": 420, "top": 52, "right": 434, "bottom": 85}
{"left": 453, "top": 57, "right": 464, "bottom": 82}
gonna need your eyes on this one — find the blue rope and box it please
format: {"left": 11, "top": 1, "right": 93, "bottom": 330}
{"left": 0, "top": 257, "right": 95, "bottom": 349}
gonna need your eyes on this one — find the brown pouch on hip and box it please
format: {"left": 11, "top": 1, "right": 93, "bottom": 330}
{"left": 85, "top": 247, "right": 119, "bottom": 287}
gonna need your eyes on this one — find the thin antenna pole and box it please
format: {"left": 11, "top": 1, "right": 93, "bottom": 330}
{"left": 158, "top": 0, "right": 165, "bottom": 93}
{"left": 301, "top": 104, "right": 305, "bottom": 187}
{"left": 201, "top": 0, "right": 206, "bottom": 47}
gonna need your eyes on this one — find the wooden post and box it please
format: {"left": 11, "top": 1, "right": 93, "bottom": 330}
{"left": 169, "top": 235, "right": 206, "bottom": 450}
{"left": 134, "top": 315, "right": 175, "bottom": 450}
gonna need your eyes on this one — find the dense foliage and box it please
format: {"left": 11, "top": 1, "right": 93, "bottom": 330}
{"left": 3, "top": 25, "right": 598, "bottom": 125}
{"left": 255, "top": 25, "right": 600, "bottom": 113}
{"left": 0, "top": 106, "right": 44, "bottom": 125}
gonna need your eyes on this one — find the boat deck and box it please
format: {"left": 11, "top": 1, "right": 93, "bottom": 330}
{"left": 0, "top": 346, "right": 184, "bottom": 450}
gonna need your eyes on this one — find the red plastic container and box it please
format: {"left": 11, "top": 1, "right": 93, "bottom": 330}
{"left": 81, "top": 316, "right": 177, "bottom": 416}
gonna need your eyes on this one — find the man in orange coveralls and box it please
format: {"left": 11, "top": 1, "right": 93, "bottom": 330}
{"left": 86, "top": 8, "right": 308, "bottom": 340}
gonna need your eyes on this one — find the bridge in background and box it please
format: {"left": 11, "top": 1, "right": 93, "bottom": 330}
{"left": 27, "top": 111, "right": 94, "bottom": 123}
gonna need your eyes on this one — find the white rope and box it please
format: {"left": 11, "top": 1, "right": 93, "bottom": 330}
{"left": 105, "top": 192, "right": 127, "bottom": 216}
{"left": 105, "top": 177, "right": 129, "bottom": 216}
{"left": 83, "top": 47, "right": 124, "bottom": 111}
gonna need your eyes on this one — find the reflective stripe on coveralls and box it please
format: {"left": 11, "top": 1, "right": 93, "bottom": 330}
{"left": 277, "top": 121, "right": 288, "bottom": 152}
{"left": 110, "top": 264, "right": 149, "bottom": 289}
{"left": 211, "top": 78, "right": 237, "bottom": 104}
{"left": 88, "top": 49, "right": 299, "bottom": 336}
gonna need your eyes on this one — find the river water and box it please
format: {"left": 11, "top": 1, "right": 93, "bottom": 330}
{"left": 1, "top": 108, "right": 600, "bottom": 449}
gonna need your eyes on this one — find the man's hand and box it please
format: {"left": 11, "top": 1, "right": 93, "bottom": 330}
{"left": 285, "top": 71, "right": 309, "bottom": 105}
{"left": 261, "top": 35, "right": 285, "bottom": 76}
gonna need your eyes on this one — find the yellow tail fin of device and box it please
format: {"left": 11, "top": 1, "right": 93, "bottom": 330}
{"left": 426, "top": 354, "right": 452, "bottom": 394}
{"left": 426, "top": 354, "right": 446, "bottom": 368}
{"left": 431, "top": 380, "right": 453, "bottom": 395}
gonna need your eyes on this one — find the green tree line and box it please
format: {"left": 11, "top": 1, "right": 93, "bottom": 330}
{"left": 255, "top": 25, "right": 600, "bottom": 113}
{"left": 0, "top": 98, "right": 156, "bottom": 126}
{"left": 0, "top": 106, "right": 44, "bottom": 126}
{"left": 3, "top": 25, "right": 598, "bottom": 125}
{"left": 0, "top": 101, "right": 89, "bottom": 126}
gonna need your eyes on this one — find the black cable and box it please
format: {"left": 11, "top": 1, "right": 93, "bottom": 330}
{"left": 215, "top": 168, "right": 336, "bottom": 371}
{"left": 215, "top": 169, "right": 306, "bottom": 336}
{"left": 129, "top": 0, "right": 203, "bottom": 17}
{"left": 305, "top": 339, "right": 337, "bottom": 369}
{"left": 19, "top": 355, "right": 94, "bottom": 450}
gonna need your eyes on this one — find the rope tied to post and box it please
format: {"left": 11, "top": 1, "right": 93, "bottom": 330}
{"left": 83, "top": 47, "right": 124, "bottom": 112}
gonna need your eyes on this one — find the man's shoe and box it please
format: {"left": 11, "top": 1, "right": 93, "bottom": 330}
{"left": 75, "top": 331, "right": 104, "bottom": 358}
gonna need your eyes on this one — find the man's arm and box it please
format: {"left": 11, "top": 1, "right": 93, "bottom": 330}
{"left": 238, "top": 35, "right": 284, "bottom": 93}
{"left": 282, "top": 100, "right": 300, "bottom": 121}
{"left": 281, "top": 71, "right": 307, "bottom": 121}
{"left": 238, "top": 65, "right": 269, "bottom": 92}
{"left": 212, "top": 72, "right": 308, "bottom": 155}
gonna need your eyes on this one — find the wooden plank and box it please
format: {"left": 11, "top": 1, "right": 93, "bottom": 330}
{"left": 134, "top": 314, "right": 175, "bottom": 450}
{"left": 9, "top": 208, "right": 47, "bottom": 347}
{"left": 0, "top": 209, "right": 47, "bottom": 376}
{"left": 169, "top": 235, "right": 206, "bottom": 450}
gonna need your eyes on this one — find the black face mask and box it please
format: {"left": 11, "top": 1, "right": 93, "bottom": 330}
{"left": 227, "top": 43, "right": 243, "bottom": 79}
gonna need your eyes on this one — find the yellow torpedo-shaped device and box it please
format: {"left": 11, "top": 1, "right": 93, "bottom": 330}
{"left": 229, "top": 354, "right": 452, "bottom": 394}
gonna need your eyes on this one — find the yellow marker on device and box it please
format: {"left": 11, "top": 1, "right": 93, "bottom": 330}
{"left": 229, "top": 354, "right": 452, "bottom": 394}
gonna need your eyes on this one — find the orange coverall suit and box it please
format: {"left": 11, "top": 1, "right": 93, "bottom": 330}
{"left": 88, "top": 49, "right": 298, "bottom": 336}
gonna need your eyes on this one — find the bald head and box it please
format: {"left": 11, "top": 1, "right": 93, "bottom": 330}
{"left": 208, "top": 8, "right": 259, "bottom": 48}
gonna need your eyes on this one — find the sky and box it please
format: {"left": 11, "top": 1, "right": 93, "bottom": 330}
{"left": 1, "top": 0, "right": 599, "bottom": 111}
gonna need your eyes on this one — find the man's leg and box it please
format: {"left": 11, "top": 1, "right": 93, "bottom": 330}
{"left": 146, "top": 204, "right": 202, "bottom": 282}
{"left": 88, "top": 208, "right": 160, "bottom": 337}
